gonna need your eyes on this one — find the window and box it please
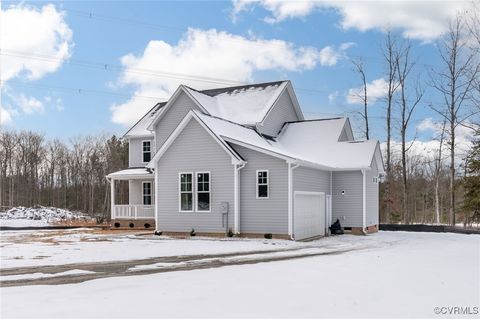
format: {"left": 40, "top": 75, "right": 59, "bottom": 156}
{"left": 373, "top": 177, "right": 378, "bottom": 183}
{"left": 196, "top": 172, "right": 210, "bottom": 212}
{"left": 143, "top": 182, "right": 152, "bottom": 205}
{"left": 179, "top": 173, "right": 193, "bottom": 212}
{"left": 142, "top": 141, "right": 151, "bottom": 163}
{"left": 256, "top": 170, "right": 269, "bottom": 198}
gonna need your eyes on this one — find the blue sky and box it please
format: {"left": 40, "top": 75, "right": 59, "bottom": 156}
{"left": 0, "top": 1, "right": 473, "bottom": 147}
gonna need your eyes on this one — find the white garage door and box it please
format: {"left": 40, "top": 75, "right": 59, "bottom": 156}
{"left": 294, "top": 191, "right": 325, "bottom": 241}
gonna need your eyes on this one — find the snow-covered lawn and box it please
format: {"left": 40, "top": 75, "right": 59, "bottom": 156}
{"left": 1, "top": 231, "right": 478, "bottom": 318}
{"left": 0, "top": 229, "right": 305, "bottom": 269}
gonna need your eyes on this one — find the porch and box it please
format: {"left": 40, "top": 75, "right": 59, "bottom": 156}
{"left": 107, "top": 168, "right": 155, "bottom": 226}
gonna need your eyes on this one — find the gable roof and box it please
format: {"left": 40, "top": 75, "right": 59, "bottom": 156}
{"left": 278, "top": 119, "right": 383, "bottom": 171}
{"left": 147, "top": 111, "right": 245, "bottom": 168}
{"left": 173, "top": 112, "right": 382, "bottom": 171}
{"left": 123, "top": 102, "right": 167, "bottom": 138}
{"left": 183, "top": 81, "right": 289, "bottom": 125}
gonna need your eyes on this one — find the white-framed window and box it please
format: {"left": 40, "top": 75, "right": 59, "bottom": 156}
{"left": 142, "top": 181, "right": 152, "bottom": 205}
{"left": 373, "top": 177, "right": 378, "bottom": 183}
{"left": 196, "top": 172, "right": 211, "bottom": 212}
{"left": 256, "top": 170, "right": 269, "bottom": 199}
{"left": 179, "top": 172, "right": 193, "bottom": 212}
{"left": 142, "top": 140, "right": 151, "bottom": 163}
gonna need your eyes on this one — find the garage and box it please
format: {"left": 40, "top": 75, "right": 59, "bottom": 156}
{"left": 293, "top": 191, "right": 325, "bottom": 240}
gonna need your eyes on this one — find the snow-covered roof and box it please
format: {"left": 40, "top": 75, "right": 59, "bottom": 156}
{"left": 107, "top": 168, "right": 153, "bottom": 179}
{"left": 278, "top": 119, "right": 381, "bottom": 170}
{"left": 184, "top": 81, "right": 288, "bottom": 125}
{"left": 194, "top": 112, "right": 383, "bottom": 171}
{"left": 123, "top": 102, "right": 167, "bottom": 138}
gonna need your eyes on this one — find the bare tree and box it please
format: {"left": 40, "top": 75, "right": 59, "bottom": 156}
{"left": 352, "top": 59, "right": 370, "bottom": 140}
{"left": 431, "top": 15, "right": 480, "bottom": 225}
{"left": 382, "top": 31, "right": 401, "bottom": 222}
{"left": 396, "top": 40, "right": 424, "bottom": 224}
{"left": 433, "top": 120, "right": 447, "bottom": 224}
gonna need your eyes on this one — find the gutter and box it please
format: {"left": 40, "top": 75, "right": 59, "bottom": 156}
{"left": 361, "top": 169, "right": 367, "bottom": 235}
{"left": 287, "top": 160, "right": 300, "bottom": 240}
{"left": 234, "top": 162, "right": 246, "bottom": 234}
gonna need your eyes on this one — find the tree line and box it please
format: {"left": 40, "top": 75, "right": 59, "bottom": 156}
{"left": 353, "top": 11, "right": 480, "bottom": 226}
{"left": 0, "top": 131, "right": 129, "bottom": 221}
{"left": 0, "top": 10, "right": 479, "bottom": 226}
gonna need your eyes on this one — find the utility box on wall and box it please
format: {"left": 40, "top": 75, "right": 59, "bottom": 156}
{"left": 220, "top": 202, "right": 229, "bottom": 214}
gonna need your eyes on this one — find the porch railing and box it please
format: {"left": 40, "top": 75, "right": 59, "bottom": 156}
{"left": 113, "top": 205, "right": 154, "bottom": 219}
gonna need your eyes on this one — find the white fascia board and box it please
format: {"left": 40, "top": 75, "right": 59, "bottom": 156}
{"left": 124, "top": 134, "right": 154, "bottom": 140}
{"left": 285, "top": 81, "right": 305, "bottom": 121}
{"left": 148, "top": 111, "right": 243, "bottom": 168}
{"left": 106, "top": 174, "right": 153, "bottom": 180}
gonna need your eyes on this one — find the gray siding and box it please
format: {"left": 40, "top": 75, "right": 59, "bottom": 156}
{"left": 338, "top": 122, "right": 354, "bottom": 142}
{"left": 129, "top": 179, "right": 155, "bottom": 205}
{"left": 128, "top": 137, "right": 153, "bottom": 167}
{"left": 365, "top": 160, "right": 379, "bottom": 226}
{"left": 338, "top": 129, "right": 349, "bottom": 142}
{"left": 293, "top": 166, "right": 331, "bottom": 195}
{"left": 155, "top": 119, "right": 234, "bottom": 233}
{"left": 232, "top": 144, "right": 289, "bottom": 235}
{"left": 154, "top": 91, "right": 201, "bottom": 152}
{"left": 332, "top": 171, "right": 363, "bottom": 227}
{"left": 258, "top": 90, "right": 299, "bottom": 137}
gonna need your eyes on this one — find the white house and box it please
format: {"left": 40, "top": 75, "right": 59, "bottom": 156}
{"left": 107, "top": 80, "right": 384, "bottom": 240}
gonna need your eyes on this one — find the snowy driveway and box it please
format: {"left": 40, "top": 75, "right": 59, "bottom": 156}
{"left": 1, "top": 229, "right": 371, "bottom": 287}
{"left": 1, "top": 231, "right": 478, "bottom": 319}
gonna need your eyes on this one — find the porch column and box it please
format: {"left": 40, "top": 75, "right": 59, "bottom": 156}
{"left": 111, "top": 178, "right": 115, "bottom": 219}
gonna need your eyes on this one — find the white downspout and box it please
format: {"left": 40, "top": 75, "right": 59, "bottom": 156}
{"left": 361, "top": 169, "right": 367, "bottom": 235}
{"left": 108, "top": 177, "right": 115, "bottom": 220}
{"left": 234, "top": 162, "right": 246, "bottom": 234}
{"left": 288, "top": 161, "right": 300, "bottom": 240}
{"left": 154, "top": 164, "right": 159, "bottom": 232}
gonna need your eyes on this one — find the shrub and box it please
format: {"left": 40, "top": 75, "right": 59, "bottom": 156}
{"left": 227, "top": 228, "right": 234, "bottom": 237}
{"left": 190, "top": 228, "right": 196, "bottom": 237}
{"left": 264, "top": 233, "right": 273, "bottom": 239}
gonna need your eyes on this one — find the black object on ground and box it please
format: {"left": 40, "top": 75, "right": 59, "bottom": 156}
{"left": 329, "top": 219, "right": 344, "bottom": 235}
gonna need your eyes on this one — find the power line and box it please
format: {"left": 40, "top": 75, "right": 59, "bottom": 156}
{"left": 2, "top": 80, "right": 165, "bottom": 102}
{"left": 0, "top": 49, "right": 336, "bottom": 96}
{"left": 62, "top": 7, "right": 439, "bottom": 69}
{"left": 0, "top": 50, "right": 245, "bottom": 86}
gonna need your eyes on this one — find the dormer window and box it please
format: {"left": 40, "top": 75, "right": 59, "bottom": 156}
{"left": 142, "top": 141, "right": 151, "bottom": 163}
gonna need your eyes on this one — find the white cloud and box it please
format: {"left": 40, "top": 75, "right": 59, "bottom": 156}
{"left": 232, "top": 0, "right": 472, "bottom": 41}
{"left": 13, "top": 94, "right": 45, "bottom": 114}
{"left": 347, "top": 78, "right": 389, "bottom": 105}
{"left": 0, "top": 3, "right": 73, "bottom": 82}
{"left": 0, "top": 106, "right": 13, "bottom": 125}
{"left": 111, "top": 28, "right": 353, "bottom": 126}
{"left": 384, "top": 118, "right": 476, "bottom": 166}
{"left": 45, "top": 96, "right": 64, "bottom": 111}
{"left": 328, "top": 90, "right": 339, "bottom": 104}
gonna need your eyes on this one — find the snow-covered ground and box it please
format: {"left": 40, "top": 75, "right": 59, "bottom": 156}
{"left": 1, "top": 231, "right": 479, "bottom": 318}
{"left": 0, "top": 229, "right": 305, "bottom": 268}
{"left": 0, "top": 206, "right": 96, "bottom": 227}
